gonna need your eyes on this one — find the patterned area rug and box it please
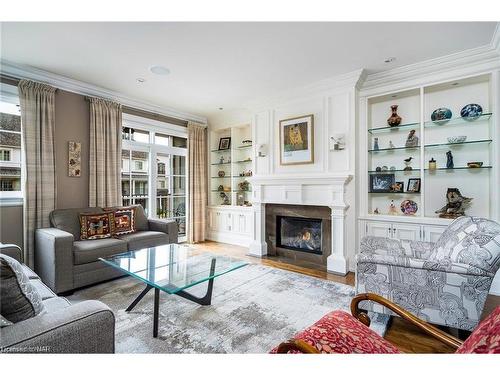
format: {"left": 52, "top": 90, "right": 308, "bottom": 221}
{"left": 69, "top": 264, "right": 389, "bottom": 353}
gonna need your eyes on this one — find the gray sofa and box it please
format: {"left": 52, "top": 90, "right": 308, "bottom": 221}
{"left": 0, "top": 243, "right": 115, "bottom": 353}
{"left": 35, "top": 205, "right": 178, "bottom": 294}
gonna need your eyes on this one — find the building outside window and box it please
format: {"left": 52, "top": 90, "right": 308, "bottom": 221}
{"left": 0, "top": 149, "right": 11, "bottom": 161}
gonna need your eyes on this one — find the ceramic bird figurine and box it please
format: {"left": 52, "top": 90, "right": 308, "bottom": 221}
{"left": 404, "top": 157, "right": 413, "bottom": 163}
{"left": 435, "top": 188, "right": 472, "bottom": 218}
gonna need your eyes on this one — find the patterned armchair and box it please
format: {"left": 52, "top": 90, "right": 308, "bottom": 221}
{"left": 356, "top": 216, "right": 500, "bottom": 331}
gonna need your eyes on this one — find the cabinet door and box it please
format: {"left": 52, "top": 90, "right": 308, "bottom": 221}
{"left": 233, "top": 212, "right": 253, "bottom": 236}
{"left": 223, "top": 211, "right": 233, "bottom": 232}
{"left": 392, "top": 223, "right": 421, "bottom": 242}
{"left": 365, "top": 222, "right": 392, "bottom": 238}
{"left": 423, "top": 225, "right": 446, "bottom": 243}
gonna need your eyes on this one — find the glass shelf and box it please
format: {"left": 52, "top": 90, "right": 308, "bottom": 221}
{"left": 234, "top": 190, "right": 252, "bottom": 193}
{"left": 424, "top": 139, "right": 492, "bottom": 149}
{"left": 211, "top": 190, "right": 232, "bottom": 192}
{"left": 211, "top": 176, "right": 231, "bottom": 179}
{"left": 368, "top": 121, "right": 420, "bottom": 134}
{"left": 424, "top": 113, "right": 492, "bottom": 128}
{"left": 368, "top": 169, "right": 420, "bottom": 174}
{"left": 233, "top": 159, "right": 252, "bottom": 163}
{"left": 368, "top": 191, "right": 420, "bottom": 195}
{"left": 425, "top": 166, "right": 492, "bottom": 171}
{"left": 368, "top": 145, "right": 419, "bottom": 153}
{"left": 211, "top": 149, "right": 231, "bottom": 153}
{"left": 233, "top": 175, "right": 252, "bottom": 178}
{"left": 237, "top": 144, "right": 253, "bottom": 149}
{"left": 211, "top": 162, "right": 231, "bottom": 165}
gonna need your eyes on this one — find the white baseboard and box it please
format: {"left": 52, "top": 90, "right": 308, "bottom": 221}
{"left": 206, "top": 231, "right": 252, "bottom": 248}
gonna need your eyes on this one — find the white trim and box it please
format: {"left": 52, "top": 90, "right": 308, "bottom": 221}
{"left": 491, "top": 23, "right": 500, "bottom": 55}
{"left": 123, "top": 113, "right": 188, "bottom": 139}
{"left": 0, "top": 59, "right": 207, "bottom": 124}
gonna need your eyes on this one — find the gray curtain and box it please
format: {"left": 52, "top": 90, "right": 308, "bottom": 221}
{"left": 187, "top": 122, "right": 207, "bottom": 243}
{"left": 88, "top": 97, "right": 122, "bottom": 207}
{"left": 18, "top": 79, "right": 57, "bottom": 267}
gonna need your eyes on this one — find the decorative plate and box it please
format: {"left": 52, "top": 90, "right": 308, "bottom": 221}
{"left": 431, "top": 107, "right": 452, "bottom": 123}
{"left": 460, "top": 104, "right": 483, "bottom": 120}
{"left": 400, "top": 199, "right": 418, "bottom": 215}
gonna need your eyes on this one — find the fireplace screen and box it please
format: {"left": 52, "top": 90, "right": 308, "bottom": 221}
{"left": 276, "top": 216, "right": 322, "bottom": 254}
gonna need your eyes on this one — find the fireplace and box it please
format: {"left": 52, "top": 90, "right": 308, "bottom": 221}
{"left": 276, "top": 216, "right": 323, "bottom": 255}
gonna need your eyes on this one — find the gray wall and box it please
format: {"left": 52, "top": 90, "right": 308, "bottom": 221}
{"left": 0, "top": 89, "right": 89, "bottom": 248}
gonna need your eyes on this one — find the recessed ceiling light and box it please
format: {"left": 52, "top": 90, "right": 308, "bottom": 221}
{"left": 384, "top": 57, "right": 396, "bottom": 64}
{"left": 150, "top": 66, "right": 170, "bottom": 75}
{"left": 218, "top": 107, "right": 224, "bottom": 111}
{"left": 452, "top": 82, "right": 459, "bottom": 86}
{"left": 391, "top": 95, "right": 398, "bottom": 98}
{"left": 136, "top": 78, "right": 146, "bottom": 83}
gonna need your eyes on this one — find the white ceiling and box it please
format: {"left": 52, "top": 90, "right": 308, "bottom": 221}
{"left": 0, "top": 22, "right": 497, "bottom": 120}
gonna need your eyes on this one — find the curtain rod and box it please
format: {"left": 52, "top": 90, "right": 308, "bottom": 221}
{"left": 0, "top": 74, "right": 60, "bottom": 92}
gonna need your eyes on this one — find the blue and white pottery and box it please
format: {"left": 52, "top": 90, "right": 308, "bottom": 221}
{"left": 431, "top": 107, "right": 452, "bottom": 123}
{"left": 460, "top": 103, "right": 483, "bottom": 120}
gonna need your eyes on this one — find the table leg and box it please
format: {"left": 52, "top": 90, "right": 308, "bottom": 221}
{"left": 153, "top": 288, "right": 160, "bottom": 338}
{"left": 125, "top": 284, "right": 153, "bottom": 312}
{"left": 175, "top": 258, "right": 216, "bottom": 306}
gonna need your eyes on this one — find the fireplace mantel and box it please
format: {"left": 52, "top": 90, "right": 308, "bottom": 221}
{"left": 248, "top": 173, "right": 353, "bottom": 275}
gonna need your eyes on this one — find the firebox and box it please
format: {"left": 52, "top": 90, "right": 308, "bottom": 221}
{"left": 276, "top": 216, "right": 322, "bottom": 255}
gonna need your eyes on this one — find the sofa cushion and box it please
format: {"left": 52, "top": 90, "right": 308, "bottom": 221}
{"left": 73, "top": 238, "right": 128, "bottom": 265}
{"left": 0, "top": 254, "right": 45, "bottom": 323}
{"left": 79, "top": 212, "right": 115, "bottom": 240}
{"left": 50, "top": 207, "right": 104, "bottom": 240}
{"left": 270, "top": 310, "right": 400, "bottom": 354}
{"left": 430, "top": 216, "right": 500, "bottom": 274}
{"left": 456, "top": 306, "right": 500, "bottom": 353}
{"left": 119, "top": 231, "right": 169, "bottom": 251}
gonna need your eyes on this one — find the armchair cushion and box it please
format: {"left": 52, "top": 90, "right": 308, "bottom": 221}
{"left": 456, "top": 306, "right": 500, "bottom": 353}
{"left": 429, "top": 216, "right": 500, "bottom": 274}
{"left": 270, "top": 310, "right": 400, "bottom": 354}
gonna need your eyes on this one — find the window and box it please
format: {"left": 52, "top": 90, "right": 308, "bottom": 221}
{"left": 0, "top": 85, "right": 22, "bottom": 201}
{"left": 121, "top": 116, "right": 188, "bottom": 241}
{"left": 0, "top": 150, "right": 11, "bottom": 161}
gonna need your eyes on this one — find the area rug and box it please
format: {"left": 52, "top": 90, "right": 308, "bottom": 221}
{"left": 69, "top": 264, "right": 390, "bottom": 353}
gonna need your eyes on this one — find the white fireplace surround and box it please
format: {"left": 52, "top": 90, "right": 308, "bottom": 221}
{"left": 248, "top": 173, "right": 353, "bottom": 275}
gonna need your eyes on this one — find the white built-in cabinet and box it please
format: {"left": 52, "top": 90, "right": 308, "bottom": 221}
{"left": 362, "top": 220, "right": 446, "bottom": 242}
{"left": 207, "top": 206, "right": 253, "bottom": 246}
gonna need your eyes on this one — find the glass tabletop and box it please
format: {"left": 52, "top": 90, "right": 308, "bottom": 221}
{"left": 99, "top": 244, "right": 248, "bottom": 294}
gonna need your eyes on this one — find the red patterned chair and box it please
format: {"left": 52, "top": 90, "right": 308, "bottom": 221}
{"left": 272, "top": 293, "right": 500, "bottom": 354}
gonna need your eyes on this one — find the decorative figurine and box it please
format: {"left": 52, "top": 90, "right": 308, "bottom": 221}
{"left": 238, "top": 180, "right": 250, "bottom": 191}
{"left": 435, "top": 188, "right": 472, "bottom": 218}
{"left": 403, "top": 166, "right": 413, "bottom": 171}
{"left": 405, "top": 130, "right": 419, "bottom": 147}
{"left": 375, "top": 166, "right": 382, "bottom": 172}
{"left": 373, "top": 137, "right": 380, "bottom": 151}
{"left": 389, "top": 140, "right": 395, "bottom": 149}
{"left": 219, "top": 192, "right": 230, "bottom": 205}
{"left": 374, "top": 207, "right": 380, "bottom": 214}
{"left": 381, "top": 165, "right": 388, "bottom": 171}
{"left": 387, "top": 105, "right": 402, "bottom": 127}
{"left": 218, "top": 170, "right": 225, "bottom": 177}
{"left": 388, "top": 200, "right": 398, "bottom": 215}
{"left": 404, "top": 157, "right": 413, "bottom": 170}
{"left": 219, "top": 156, "right": 225, "bottom": 164}
{"left": 429, "top": 157, "right": 437, "bottom": 170}
{"left": 390, "top": 166, "right": 396, "bottom": 171}
{"left": 446, "top": 151, "right": 454, "bottom": 169}
{"left": 217, "top": 185, "right": 224, "bottom": 191}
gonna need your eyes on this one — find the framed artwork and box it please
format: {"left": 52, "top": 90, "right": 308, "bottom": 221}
{"left": 370, "top": 174, "right": 395, "bottom": 193}
{"left": 407, "top": 178, "right": 421, "bottom": 193}
{"left": 218, "top": 137, "right": 231, "bottom": 150}
{"left": 279, "top": 114, "right": 314, "bottom": 165}
{"left": 391, "top": 181, "right": 404, "bottom": 192}
{"left": 68, "top": 141, "right": 81, "bottom": 177}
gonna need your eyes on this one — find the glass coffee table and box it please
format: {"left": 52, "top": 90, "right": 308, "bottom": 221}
{"left": 100, "top": 243, "right": 248, "bottom": 337}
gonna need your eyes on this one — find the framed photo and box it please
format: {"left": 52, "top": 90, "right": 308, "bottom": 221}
{"left": 407, "top": 178, "right": 421, "bottom": 193}
{"left": 279, "top": 114, "right": 314, "bottom": 165}
{"left": 391, "top": 181, "right": 404, "bottom": 193}
{"left": 68, "top": 141, "right": 81, "bottom": 177}
{"left": 218, "top": 137, "right": 231, "bottom": 150}
{"left": 370, "top": 174, "right": 395, "bottom": 193}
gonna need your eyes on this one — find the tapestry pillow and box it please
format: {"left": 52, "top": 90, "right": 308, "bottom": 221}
{"left": 0, "top": 254, "right": 45, "bottom": 324}
{"left": 79, "top": 212, "right": 115, "bottom": 240}
{"left": 104, "top": 206, "right": 137, "bottom": 236}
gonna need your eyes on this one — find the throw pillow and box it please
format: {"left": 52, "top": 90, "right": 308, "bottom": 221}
{"left": 79, "top": 212, "right": 115, "bottom": 240}
{"left": 0, "top": 254, "right": 45, "bottom": 324}
{"left": 104, "top": 206, "right": 137, "bottom": 236}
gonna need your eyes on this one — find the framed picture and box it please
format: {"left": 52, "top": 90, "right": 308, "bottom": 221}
{"left": 391, "top": 181, "right": 404, "bottom": 193}
{"left": 218, "top": 137, "right": 231, "bottom": 150}
{"left": 68, "top": 141, "right": 81, "bottom": 177}
{"left": 370, "top": 174, "right": 395, "bottom": 193}
{"left": 407, "top": 178, "right": 421, "bottom": 193}
{"left": 279, "top": 114, "right": 314, "bottom": 165}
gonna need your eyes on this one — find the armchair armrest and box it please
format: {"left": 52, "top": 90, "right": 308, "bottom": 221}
{"left": 0, "top": 243, "right": 23, "bottom": 262}
{"left": 35, "top": 228, "right": 75, "bottom": 293}
{"left": 0, "top": 300, "right": 115, "bottom": 353}
{"left": 351, "top": 293, "right": 463, "bottom": 350}
{"left": 148, "top": 219, "right": 178, "bottom": 243}
{"left": 276, "top": 339, "right": 320, "bottom": 354}
{"left": 360, "top": 236, "right": 435, "bottom": 259}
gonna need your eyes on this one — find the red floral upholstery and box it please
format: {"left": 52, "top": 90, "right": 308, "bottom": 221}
{"left": 270, "top": 310, "right": 400, "bottom": 354}
{"left": 456, "top": 306, "right": 500, "bottom": 354}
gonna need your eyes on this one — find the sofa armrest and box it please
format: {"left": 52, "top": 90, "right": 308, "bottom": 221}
{"left": 0, "top": 243, "right": 23, "bottom": 262}
{"left": 35, "top": 228, "right": 75, "bottom": 294}
{"left": 148, "top": 219, "right": 178, "bottom": 243}
{"left": 0, "top": 300, "right": 115, "bottom": 353}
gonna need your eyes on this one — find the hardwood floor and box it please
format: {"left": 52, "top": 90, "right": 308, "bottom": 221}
{"left": 191, "top": 240, "right": 500, "bottom": 354}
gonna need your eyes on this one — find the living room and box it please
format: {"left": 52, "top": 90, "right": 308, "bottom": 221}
{"left": 1, "top": 1, "right": 499, "bottom": 372}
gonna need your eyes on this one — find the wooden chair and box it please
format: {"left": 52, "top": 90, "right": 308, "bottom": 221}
{"left": 272, "top": 293, "right": 500, "bottom": 354}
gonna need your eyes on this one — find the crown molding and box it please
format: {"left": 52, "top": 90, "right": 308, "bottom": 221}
{"left": 0, "top": 59, "right": 207, "bottom": 124}
{"left": 361, "top": 29, "right": 500, "bottom": 96}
